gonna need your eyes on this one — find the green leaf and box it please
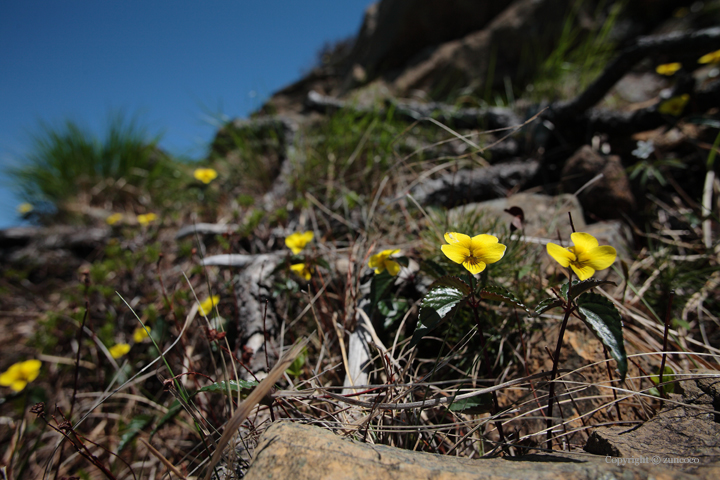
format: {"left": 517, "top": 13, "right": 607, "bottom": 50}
{"left": 560, "top": 282, "right": 569, "bottom": 301}
{"left": 197, "top": 379, "right": 259, "bottom": 396}
{"left": 429, "top": 276, "right": 471, "bottom": 296}
{"left": 394, "top": 256, "right": 409, "bottom": 267}
{"left": 286, "top": 347, "right": 308, "bottom": 377}
{"left": 567, "top": 279, "right": 615, "bottom": 302}
{"left": 409, "top": 307, "right": 443, "bottom": 350}
{"left": 315, "top": 258, "right": 332, "bottom": 270}
{"left": 477, "top": 285, "right": 528, "bottom": 312}
{"left": 370, "top": 270, "right": 395, "bottom": 310}
{"left": 410, "top": 280, "right": 468, "bottom": 348}
{"left": 650, "top": 365, "right": 676, "bottom": 396}
{"left": 535, "top": 297, "right": 564, "bottom": 315}
{"left": 151, "top": 400, "right": 183, "bottom": 437}
{"left": 119, "top": 415, "right": 152, "bottom": 452}
{"left": 378, "top": 298, "right": 409, "bottom": 329}
{"left": 576, "top": 293, "right": 627, "bottom": 380}
{"left": 448, "top": 393, "right": 494, "bottom": 413}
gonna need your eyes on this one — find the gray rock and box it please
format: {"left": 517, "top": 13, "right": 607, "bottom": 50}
{"left": 584, "top": 371, "right": 720, "bottom": 472}
{"left": 560, "top": 145, "right": 636, "bottom": 221}
{"left": 243, "top": 421, "right": 716, "bottom": 479}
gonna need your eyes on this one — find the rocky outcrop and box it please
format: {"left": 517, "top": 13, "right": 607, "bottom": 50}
{"left": 346, "top": 0, "right": 513, "bottom": 84}
{"left": 560, "top": 145, "right": 636, "bottom": 221}
{"left": 243, "top": 421, "right": 719, "bottom": 480}
{"left": 585, "top": 371, "right": 720, "bottom": 468}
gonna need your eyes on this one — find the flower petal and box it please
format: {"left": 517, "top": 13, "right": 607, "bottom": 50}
{"left": 474, "top": 242, "right": 507, "bottom": 265}
{"left": 570, "top": 232, "right": 599, "bottom": 251}
{"left": 10, "top": 380, "right": 28, "bottom": 392}
{"left": 470, "top": 234, "right": 498, "bottom": 245}
{"left": 442, "top": 244, "right": 470, "bottom": 265}
{"left": 547, "top": 243, "right": 574, "bottom": 267}
{"left": 21, "top": 360, "right": 42, "bottom": 382}
{"left": 463, "top": 259, "right": 486, "bottom": 275}
{"left": 444, "top": 232, "right": 471, "bottom": 248}
{"left": 385, "top": 260, "right": 401, "bottom": 276}
{"left": 368, "top": 254, "right": 382, "bottom": 270}
{"left": 301, "top": 231, "right": 314, "bottom": 244}
{"left": 570, "top": 264, "right": 595, "bottom": 281}
{"left": 0, "top": 369, "right": 16, "bottom": 387}
{"left": 586, "top": 246, "right": 617, "bottom": 271}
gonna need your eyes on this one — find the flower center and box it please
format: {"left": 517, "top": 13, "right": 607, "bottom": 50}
{"left": 568, "top": 247, "right": 588, "bottom": 267}
{"left": 465, "top": 256, "right": 480, "bottom": 266}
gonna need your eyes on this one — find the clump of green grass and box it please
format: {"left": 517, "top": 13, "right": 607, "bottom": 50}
{"left": 6, "top": 113, "right": 182, "bottom": 218}
{"left": 297, "top": 107, "right": 410, "bottom": 203}
{"left": 526, "top": 0, "right": 624, "bottom": 102}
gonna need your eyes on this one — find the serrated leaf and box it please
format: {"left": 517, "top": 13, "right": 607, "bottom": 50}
{"left": 197, "top": 379, "right": 259, "bottom": 395}
{"left": 119, "top": 415, "right": 152, "bottom": 452}
{"left": 535, "top": 297, "right": 564, "bottom": 315}
{"left": 428, "top": 276, "right": 471, "bottom": 296}
{"left": 576, "top": 293, "right": 627, "bottom": 380}
{"left": 567, "top": 279, "right": 615, "bottom": 302}
{"left": 477, "top": 285, "right": 528, "bottom": 312}
{"left": 560, "top": 282, "right": 569, "bottom": 301}
{"left": 410, "top": 282, "right": 468, "bottom": 349}
{"left": 422, "top": 284, "right": 468, "bottom": 317}
{"left": 448, "top": 393, "right": 494, "bottom": 413}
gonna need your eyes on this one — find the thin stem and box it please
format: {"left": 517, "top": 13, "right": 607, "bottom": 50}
{"left": 70, "top": 271, "right": 90, "bottom": 421}
{"left": 658, "top": 290, "right": 675, "bottom": 400}
{"left": 545, "top": 302, "right": 574, "bottom": 450}
{"left": 603, "top": 347, "right": 622, "bottom": 421}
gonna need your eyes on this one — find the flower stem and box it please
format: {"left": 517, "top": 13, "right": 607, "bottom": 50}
{"left": 658, "top": 290, "right": 675, "bottom": 400}
{"left": 545, "top": 301, "right": 574, "bottom": 450}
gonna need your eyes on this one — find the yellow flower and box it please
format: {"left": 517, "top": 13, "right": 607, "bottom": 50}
{"left": 17, "top": 203, "right": 34, "bottom": 215}
{"left": 699, "top": 49, "right": 720, "bottom": 64}
{"left": 198, "top": 295, "right": 220, "bottom": 316}
{"left": 658, "top": 94, "right": 689, "bottom": 116}
{"left": 368, "top": 249, "right": 401, "bottom": 276}
{"left": 546, "top": 232, "right": 617, "bottom": 281}
{"left": 109, "top": 343, "right": 131, "bottom": 359}
{"left": 285, "top": 231, "right": 314, "bottom": 255}
{"left": 106, "top": 213, "right": 123, "bottom": 225}
{"left": 137, "top": 213, "right": 157, "bottom": 226}
{"left": 193, "top": 167, "right": 218, "bottom": 184}
{"left": 290, "top": 263, "right": 313, "bottom": 280}
{"left": 441, "top": 232, "right": 506, "bottom": 275}
{"left": 655, "top": 62, "right": 681, "bottom": 76}
{"left": 133, "top": 326, "right": 151, "bottom": 343}
{"left": 0, "top": 359, "right": 41, "bottom": 392}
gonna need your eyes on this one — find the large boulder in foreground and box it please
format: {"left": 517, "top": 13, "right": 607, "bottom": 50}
{"left": 243, "top": 421, "right": 717, "bottom": 479}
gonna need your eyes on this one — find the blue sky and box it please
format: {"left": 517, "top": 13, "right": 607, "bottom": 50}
{"left": 0, "top": 1, "right": 372, "bottom": 228}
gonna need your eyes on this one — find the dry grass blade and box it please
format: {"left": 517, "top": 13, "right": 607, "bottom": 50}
{"left": 139, "top": 437, "right": 186, "bottom": 480}
{"left": 202, "top": 338, "right": 309, "bottom": 480}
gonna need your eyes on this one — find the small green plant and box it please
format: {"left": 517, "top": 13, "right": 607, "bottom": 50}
{"left": 527, "top": 0, "right": 624, "bottom": 102}
{"left": 6, "top": 113, "right": 180, "bottom": 216}
{"left": 409, "top": 223, "right": 626, "bottom": 451}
